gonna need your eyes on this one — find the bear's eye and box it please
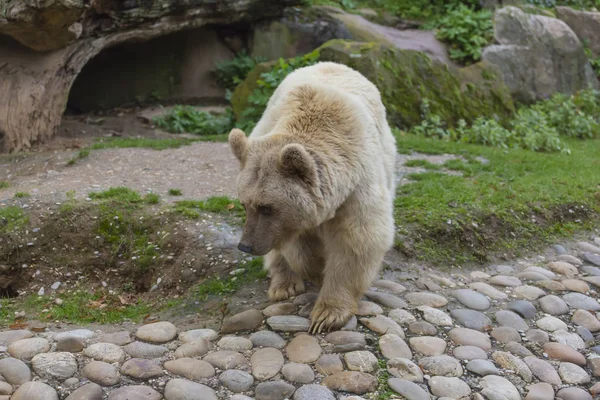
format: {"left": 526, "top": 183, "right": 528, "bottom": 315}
{"left": 258, "top": 205, "right": 272, "bottom": 216}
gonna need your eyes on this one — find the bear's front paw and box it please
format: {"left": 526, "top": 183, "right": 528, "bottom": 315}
{"left": 309, "top": 302, "right": 354, "bottom": 334}
{"left": 268, "top": 278, "right": 305, "bottom": 301}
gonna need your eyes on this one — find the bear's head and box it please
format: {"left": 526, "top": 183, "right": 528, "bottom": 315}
{"left": 228, "top": 128, "right": 323, "bottom": 256}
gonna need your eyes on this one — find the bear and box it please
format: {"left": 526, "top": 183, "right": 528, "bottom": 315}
{"left": 228, "top": 61, "right": 396, "bottom": 333}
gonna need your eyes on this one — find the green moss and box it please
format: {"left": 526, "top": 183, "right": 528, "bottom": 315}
{"left": 173, "top": 196, "right": 245, "bottom": 221}
{"left": 0, "top": 206, "right": 28, "bottom": 233}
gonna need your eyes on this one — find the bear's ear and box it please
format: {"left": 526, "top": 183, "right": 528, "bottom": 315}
{"left": 279, "top": 143, "right": 317, "bottom": 184}
{"left": 228, "top": 128, "right": 248, "bottom": 164}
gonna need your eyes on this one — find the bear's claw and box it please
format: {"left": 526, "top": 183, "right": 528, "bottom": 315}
{"left": 309, "top": 303, "right": 354, "bottom": 334}
{"left": 268, "top": 279, "right": 305, "bottom": 301}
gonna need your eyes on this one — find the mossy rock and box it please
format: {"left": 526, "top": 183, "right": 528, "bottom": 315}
{"left": 231, "top": 39, "right": 515, "bottom": 129}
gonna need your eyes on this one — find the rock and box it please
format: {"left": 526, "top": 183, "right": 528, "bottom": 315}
{"left": 583, "top": 276, "right": 600, "bottom": 287}
{"left": 266, "top": 316, "right": 310, "bottom": 332}
{"left": 372, "top": 279, "right": 407, "bottom": 294}
{"left": 121, "top": 358, "right": 164, "bottom": 379}
{"left": 356, "top": 300, "right": 384, "bottom": 316}
{"left": 205, "top": 350, "right": 249, "bottom": 370}
{"left": 592, "top": 381, "right": 600, "bottom": 395}
{"left": 82, "top": 361, "right": 120, "bottom": 386}
{"left": 480, "top": 375, "right": 520, "bottom": 400}
{"left": 515, "top": 285, "right": 546, "bottom": 300}
{"left": 488, "top": 275, "right": 522, "bottom": 287}
{"left": 293, "top": 293, "right": 319, "bottom": 306}
{"left": 525, "top": 382, "right": 554, "bottom": 400}
{"left": 57, "top": 336, "right": 84, "bottom": 352}
{"left": 0, "top": 382, "right": 11, "bottom": 395}
{"left": 379, "top": 334, "right": 412, "bottom": 359}
{"left": 556, "top": 387, "right": 593, "bottom": 400}
{"left": 293, "top": 384, "right": 334, "bottom": 400}
{"left": 164, "top": 358, "right": 215, "bottom": 380}
{"left": 331, "top": 342, "right": 365, "bottom": 353}
{"left": 547, "top": 261, "right": 578, "bottom": 277}
{"left": 491, "top": 326, "right": 521, "bottom": 343}
{"left": 388, "top": 309, "right": 417, "bottom": 325}
{"left": 582, "top": 251, "right": 600, "bottom": 266}
{"left": 251, "top": 348, "right": 284, "bottom": 380}
{"left": 505, "top": 341, "right": 533, "bottom": 357}
{"left": 31, "top": 352, "right": 78, "bottom": 380}
{"left": 451, "top": 289, "right": 490, "bottom": 310}
{"left": 136, "top": 321, "right": 177, "bottom": 343}
{"left": 174, "top": 339, "right": 210, "bottom": 358}
{"left": 409, "top": 336, "right": 446, "bottom": 356}
{"left": 64, "top": 383, "right": 103, "bottom": 400}
{"left": 492, "top": 351, "right": 532, "bottom": 382}
{"left": 450, "top": 309, "right": 492, "bottom": 331}
{"left": 344, "top": 351, "right": 378, "bottom": 373}
{"left": 123, "top": 341, "right": 168, "bottom": 358}
{"left": 536, "top": 280, "right": 567, "bottom": 292}
{"left": 325, "top": 331, "right": 366, "bottom": 346}
{"left": 556, "top": 255, "right": 582, "bottom": 265}
{"left": 483, "top": 6, "right": 598, "bottom": 104}
{"left": 99, "top": 331, "right": 132, "bottom": 346}
{"left": 449, "top": 328, "right": 491, "bottom": 350}
{"left": 467, "top": 359, "right": 500, "bottom": 376}
{"left": 536, "top": 315, "right": 568, "bottom": 331}
{"left": 179, "top": 329, "right": 218, "bottom": 342}
{"left": 84, "top": 342, "right": 126, "bottom": 363}
{"left": 469, "top": 282, "right": 508, "bottom": 300}
{"left": 507, "top": 300, "right": 537, "bottom": 319}
{"left": 164, "top": 379, "right": 217, "bottom": 400}
{"left": 250, "top": 330, "right": 287, "bottom": 349}
{"left": 222, "top": 309, "right": 264, "bottom": 333}
{"left": 218, "top": 336, "right": 253, "bottom": 351}
{"left": 282, "top": 362, "right": 314, "bottom": 383}
{"left": 418, "top": 355, "right": 463, "bottom": 377}
{"left": 263, "top": 302, "right": 297, "bottom": 317}
{"left": 0, "top": 357, "right": 31, "bottom": 385}
{"left": 544, "top": 342, "right": 585, "bottom": 365}
{"left": 359, "top": 315, "right": 404, "bottom": 337}
{"left": 322, "top": 371, "right": 378, "bottom": 395}
{"left": 54, "top": 329, "right": 95, "bottom": 342}
{"left": 387, "top": 358, "right": 423, "bottom": 382}
{"left": 453, "top": 345, "right": 487, "bottom": 360}
{"left": 576, "top": 326, "right": 594, "bottom": 342}
{"left": 558, "top": 362, "right": 590, "bottom": 384}
{"left": 524, "top": 356, "right": 562, "bottom": 385}
{"left": 7, "top": 338, "right": 50, "bottom": 361}
{"left": 0, "top": 330, "right": 32, "bottom": 345}
{"left": 219, "top": 369, "right": 255, "bottom": 392}
{"left": 589, "top": 357, "right": 600, "bottom": 377}
{"left": 429, "top": 376, "right": 471, "bottom": 398}
{"left": 11, "top": 382, "right": 58, "bottom": 400}
{"left": 316, "top": 354, "right": 344, "bottom": 375}
{"left": 404, "top": 292, "right": 448, "bottom": 307}
{"left": 526, "top": 329, "right": 549, "bottom": 344}
{"left": 539, "top": 295, "right": 569, "bottom": 315}
{"left": 387, "top": 378, "right": 430, "bottom": 400}
{"left": 255, "top": 380, "right": 296, "bottom": 400}
{"left": 417, "top": 306, "right": 452, "bottom": 326}
{"left": 286, "top": 335, "right": 321, "bottom": 363}
{"left": 365, "top": 291, "right": 407, "bottom": 308}
{"left": 342, "top": 315, "right": 358, "bottom": 331}
{"left": 495, "top": 310, "right": 529, "bottom": 331}
{"left": 518, "top": 272, "right": 550, "bottom": 281}
{"left": 563, "top": 292, "right": 600, "bottom": 310}
{"left": 552, "top": 329, "right": 585, "bottom": 349}
{"left": 108, "top": 385, "right": 162, "bottom": 400}
{"left": 577, "top": 241, "right": 600, "bottom": 253}
{"left": 572, "top": 309, "right": 600, "bottom": 331}
{"left": 408, "top": 321, "right": 437, "bottom": 335}
{"left": 562, "top": 279, "right": 590, "bottom": 294}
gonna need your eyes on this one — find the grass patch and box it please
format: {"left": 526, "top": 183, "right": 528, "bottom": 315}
{"left": 173, "top": 196, "right": 245, "bottom": 220}
{"left": 404, "top": 159, "right": 441, "bottom": 170}
{"left": 89, "top": 186, "right": 143, "bottom": 204}
{"left": 194, "top": 257, "right": 267, "bottom": 301}
{"left": 144, "top": 193, "right": 161, "bottom": 204}
{"left": 168, "top": 188, "right": 183, "bottom": 196}
{"left": 0, "top": 206, "right": 28, "bottom": 233}
{"left": 14, "top": 192, "right": 30, "bottom": 198}
{"left": 0, "top": 181, "right": 9, "bottom": 189}
{"left": 153, "top": 106, "right": 235, "bottom": 136}
{"left": 67, "top": 149, "right": 90, "bottom": 166}
{"left": 394, "top": 132, "right": 600, "bottom": 264}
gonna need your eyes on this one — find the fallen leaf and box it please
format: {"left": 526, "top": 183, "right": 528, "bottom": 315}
{"left": 9, "top": 322, "right": 28, "bottom": 330}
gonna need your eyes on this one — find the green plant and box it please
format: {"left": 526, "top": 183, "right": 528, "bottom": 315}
{"left": 67, "top": 149, "right": 90, "bottom": 166}
{"left": 89, "top": 187, "right": 143, "bottom": 204}
{"left": 0, "top": 206, "right": 28, "bottom": 232}
{"left": 154, "top": 106, "right": 235, "bottom": 136}
{"left": 14, "top": 192, "right": 30, "bottom": 198}
{"left": 435, "top": 4, "right": 494, "bottom": 64}
{"left": 144, "top": 193, "right": 161, "bottom": 204}
{"left": 0, "top": 181, "right": 9, "bottom": 189}
{"left": 173, "top": 196, "right": 245, "bottom": 220}
{"left": 195, "top": 257, "right": 266, "bottom": 300}
{"left": 214, "top": 51, "right": 266, "bottom": 92}
{"left": 168, "top": 189, "right": 183, "bottom": 196}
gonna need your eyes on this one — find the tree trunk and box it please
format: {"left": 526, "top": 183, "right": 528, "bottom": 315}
{"left": 0, "top": 0, "right": 300, "bottom": 152}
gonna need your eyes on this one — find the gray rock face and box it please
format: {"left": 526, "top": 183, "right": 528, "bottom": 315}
{"left": 250, "top": 331, "right": 287, "bottom": 349}
{"left": 556, "top": 6, "right": 600, "bottom": 57}
{"left": 507, "top": 300, "right": 537, "bottom": 319}
{"left": 219, "top": 370, "right": 255, "bottom": 392}
{"left": 418, "top": 355, "right": 463, "bottom": 377}
{"left": 562, "top": 293, "right": 600, "bottom": 311}
{"left": 483, "top": 6, "right": 598, "bottom": 103}
{"left": 292, "top": 384, "right": 334, "bottom": 400}
{"left": 450, "top": 309, "right": 492, "bottom": 331}
{"left": 31, "top": 352, "right": 78, "bottom": 380}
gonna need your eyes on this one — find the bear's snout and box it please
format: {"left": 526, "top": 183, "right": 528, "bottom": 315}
{"left": 237, "top": 242, "right": 253, "bottom": 254}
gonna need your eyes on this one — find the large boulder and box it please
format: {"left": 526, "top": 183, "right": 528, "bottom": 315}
{"left": 232, "top": 40, "right": 514, "bottom": 130}
{"left": 482, "top": 6, "right": 598, "bottom": 103}
{"left": 556, "top": 6, "right": 600, "bottom": 58}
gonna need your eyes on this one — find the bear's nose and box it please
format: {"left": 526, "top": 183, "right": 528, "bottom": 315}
{"left": 237, "top": 242, "right": 253, "bottom": 254}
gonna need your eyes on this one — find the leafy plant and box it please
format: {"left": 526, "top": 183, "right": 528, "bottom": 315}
{"left": 214, "top": 51, "right": 266, "bottom": 92}
{"left": 435, "top": 4, "right": 494, "bottom": 64}
{"left": 154, "top": 106, "right": 235, "bottom": 136}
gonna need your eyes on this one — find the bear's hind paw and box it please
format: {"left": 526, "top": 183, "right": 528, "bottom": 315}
{"left": 309, "top": 304, "right": 354, "bottom": 334}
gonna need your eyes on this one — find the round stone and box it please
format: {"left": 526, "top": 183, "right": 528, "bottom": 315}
{"left": 255, "top": 380, "right": 296, "bottom": 400}
{"left": 54, "top": 329, "right": 95, "bottom": 342}
{"left": 356, "top": 301, "right": 383, "bottom": 316}
{"left": 204, "top": 351, "right": 249, "bottom": 370}
{"left": 221, "top": 309, "right": 264, "bottom": 333}
{"left": 64, "top": 383, "right": 103, "bottom": 400}
{"left": 417, "top": 306, "right": 452, "bottom": 326}
{"left": 546, "top": 261, "right": 578, "bottom": 276}
{"left": 515, "top": 285, "right": 546, "bottom": 300}
{"left": 539, "top": 295, "right": 569, "bottom": 315}
{"left": 372, "top": 280, "right": 407, "bottom": 294}
{"left": 448, "top": 328, "right": 491, "bottom": 350}
{"left": 488, "top": 275, "right": 521, "bottom": 287}
{"left": 136, "top": 321, "right": 177, "bottom": 343}
{"left": 543, "top": 342, "right": 586, "bottom": 365}
{"left": 388, "top": 309, "right": 416, "bottom": 325}
{"left": 31, "top": 352, "right": 78, "bottom": 380}
{"left": 121, "top": 358, "right": 164, "bottom": 379}
{"left": 286, "top": 335, "right": 321, "bottom": 363}
{"left": 408, "top": 321, "right": 437, "bottom": 335}
{"left": 505, "top": 341, "right": 533, "bottom": 357}
{"left": 451, "top": 289, "right": 490, "bottom": 310}
{"left": 179, "top": 329, "right": 218, "bottom": 342}
{"left": 108, "top": 385, "right": 162, "bottom": 400}
{"left": 453, "top": 346, "right": 487, "bottom": 360}
{"left": 526, "top": 329, "right": 549, "bottom": 344}
{"left": 563, "top": 293, "right": 600, "bottom": 311}
{"left": 387, "top": 378, "right": 430, "bottom": 400}
{"left": 418, "top": 355, "right": 463, "bottom": 377}
{"left": 359, "top": 315, "right": 404, "bottom": 337}
{"left": 466, "top": 359, "right": 500, "bottom": 376}
{"left": 293, "top": 384, "right": 334, "bottom": 400}
{"left": 556, "top": 387, "right": 593, "bottom": 400}
{"left": 469, "top": 282, "right": 508, "bottom": 300}
{"left": 404, "top": 292, "right": 448, "bottom": 307}
{"left": 408, "top": 336, "right": 446, "bottom": 356}
{"left": 219, "top": 370, "right": 255, "bottom": 392}
{"left": 365, "top": 291, "right": 407, "bottom": 309}
{"left": 99, "top": 331, "right": 132, "bottom": 346}
{"left": 524, "top": 356, "right": 562, "bottom": 385}
{"left": 82, "top": 361, "right": 120, "bottom": 386}
{"left": 552, "top": 329, "right": 585, "bottom": 349}
{"left": 56, "top": 337, "right": 84, "bottom": 353}
{"left": 0, "top": 330, "right": 33, "bottom": 345}
{"left": 11, "top": 382, "right": 58, "bottom": 400}
{"left": 174, "top": 339, "right": 209, "bottom": 358}
{"left": 266, "top": 316, "right": 310, "bottom": 332}
{"left": 250, "top": 330, "right": 286, "bottom": 349}
{"left": 387, "top": 358, "right": 423, "bottom": 382}
{"left": 0, "top": 381, "right": 12, "bottom": 395}
{"left": 572, "top": 309, "right": 600, "bottom": 332}
{"left": 164, "top": 358, "right": 215, "bottom": 380}
{"left": 491, "top": 326, "right": 521, "bottom": 343}
{"left": 495, "top": 310, "right": 529, "bottom": 331}
{"left": 525, "top": 382, "right": 554, "bottom": 400}
{"left": 322, "top": 371, "right": 377, "bottom": 395}
{"left": 429, "top": 376, "right": 471, "bottom": 398}
{"left": 8, "top": 338, "right": 50, "bottom": 361}
{"left": 164, "top": 379, "right": 217, "bottom": 400}
{"left": 251, "top": 348, "right": 284, "bottom": 380}
{"left": 450, "top": 309, "right": 492, "bottom": 331}
{"left": 507, "top": 300, "right": 537, "bottom": 319}
{"left": 492, "top": 351, "right": 532, "bottom": 382}
{"left": 123, "top": 341, "right": 168, "bottom": 358}
{"left": 380, "top": 334, "right": 412, "bottom": 359}
{"left": 344, "top": 351, "right": 378, "bottom": 373}
{"left": 218, "top": 336, "right": 253, "bottom": 351}
{"left": 536, "top": 280, "right": 567, "bottom": 292}
{"left": 262, "top": 302, "right": 297, "bottom": 317}
{"left": 282, "top": 363, "right": 315, "bottom": 383}
{"left": 293, "top": 293, "right": 318, "bottom": 306}
{"left": 0, "top": 357, "right": 31, "bottom": 385}
{"left": 536, "top": 316, "right": 568, "bottom": 332}
{"left": 325, "top": 331, "right": 366, "bottom": 346}
{"left": 84, "top": 342, "right": 126, "bottom": 364}
{"left": 480, "top": 375, "right": 520, "bottom": 400}
{"left": 561, "top": 279, "right": 590, "bottom": 293}
{"left": 558, "top": 362, "right": 590, "bottom": 384}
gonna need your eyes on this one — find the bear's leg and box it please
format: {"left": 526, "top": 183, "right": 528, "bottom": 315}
{"left": 265, "top": 250, "right": 306, "bottom": 301}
